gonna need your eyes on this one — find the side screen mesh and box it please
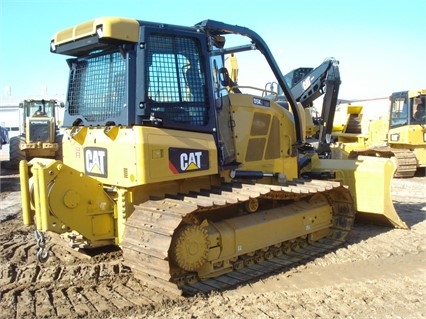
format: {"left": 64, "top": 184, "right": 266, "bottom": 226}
{"left": 146, "top": 34, "right": 208, "bottom": 126}
{"left": 68, "top": 52, "right": 126, "bottom": 122}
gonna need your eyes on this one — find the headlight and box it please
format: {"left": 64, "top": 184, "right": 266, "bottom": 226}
{"left": 96, "top": 26, "right": 104, "bottom": 38}
{"left": 50, "top": 40, "right": 56, "bottom": 52}
{"left": 390, "top": 133, "right": 400, "bottom": 141}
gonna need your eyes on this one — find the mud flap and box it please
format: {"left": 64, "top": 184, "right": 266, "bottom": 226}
{"left": 309, "top": 155, "right": 408, "bottom": 229}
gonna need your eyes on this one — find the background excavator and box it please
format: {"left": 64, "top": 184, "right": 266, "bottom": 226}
{"left": 263, "top": 57, "right": 341, "bottom": 156}
{"left": 331, "top": 89, "right": 426, "bottom": 178}
{"left": 20, "top": 17, "right": 406, "bottom": 297}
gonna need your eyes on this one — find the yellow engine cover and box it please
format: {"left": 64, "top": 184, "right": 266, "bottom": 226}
{"left": 62, "top": 126, "right": 218, "bottom": 188}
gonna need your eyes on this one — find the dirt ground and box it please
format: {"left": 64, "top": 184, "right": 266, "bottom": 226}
{"left": 0, "top": 162, "right": 425, "bottom": 319}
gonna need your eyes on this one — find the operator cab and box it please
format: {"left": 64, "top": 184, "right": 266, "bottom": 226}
{"left": 19, "top": 99, "right": 55, "bottom": 118}
{"left": 412, "top": 97, "right": 425, "bottom": 122}
{"left": 390, "top": 91, "right": 426, "bottom": 127}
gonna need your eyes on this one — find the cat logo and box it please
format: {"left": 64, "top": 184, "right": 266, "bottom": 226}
{"left": 84, "top": 147, "right": 108, "bottom": 177}
{"left": 169, "top": 147, "right": 209, "bottom": 174}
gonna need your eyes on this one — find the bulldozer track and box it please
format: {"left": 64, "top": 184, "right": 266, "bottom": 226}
{"left": 391, "top": 150, "right": 418, "bottom": 178}
{"left": 122, "top": 179, "right": 355, "bottom": 296}
{"left": 179, "top": 238, "right": 346, "bottom": 296}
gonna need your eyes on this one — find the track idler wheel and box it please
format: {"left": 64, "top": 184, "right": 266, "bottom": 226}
{"left": 170, "top": 225, "right": 209, "bottom": 271}
{"left": 244, "top": 198, "right": 259, "bottom": 213}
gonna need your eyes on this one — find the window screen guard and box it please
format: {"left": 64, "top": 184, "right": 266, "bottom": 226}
{"left": 146, "top": 34, "right": 208, "bottom": 126}
{"left": 68, "top": 52, "right": 126, "bottom": 123}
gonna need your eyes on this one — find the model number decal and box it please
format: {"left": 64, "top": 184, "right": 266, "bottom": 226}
{"left": 84, "top": 147, "right": 108, "bottom": 177}
{"left": 253, "top": 97, "right": 270, "bottom": 107}
{"left": 169, "top": 148, "right": 209, "bottom": 174}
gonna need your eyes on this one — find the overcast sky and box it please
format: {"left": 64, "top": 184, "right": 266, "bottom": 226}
{"left": 0, "top": 0, "right": 425, "bottom": 101}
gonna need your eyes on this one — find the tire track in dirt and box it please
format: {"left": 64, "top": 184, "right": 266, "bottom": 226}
{"left": 0, "top": 173, "right": 425, "bottom": 318}
{"left": 0, "top": 216, "right": 178, "bottom": 319}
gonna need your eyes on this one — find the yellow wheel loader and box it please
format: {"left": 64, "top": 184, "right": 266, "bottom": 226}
{"left": 332, "top": 89, "right": 426, "bottom": 178}
{"left": 8, "top": 99, "right": 64, "bottom": 169}
{"left": 20, "top": 17, "right": 407, "bottom": 296}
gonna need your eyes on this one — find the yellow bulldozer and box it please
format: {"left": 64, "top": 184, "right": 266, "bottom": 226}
{"left": 331, "top": 89, "right": 426, "bottom": 178}
{"left": 20, "top": 17, "right": 407, "bottom": 296}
